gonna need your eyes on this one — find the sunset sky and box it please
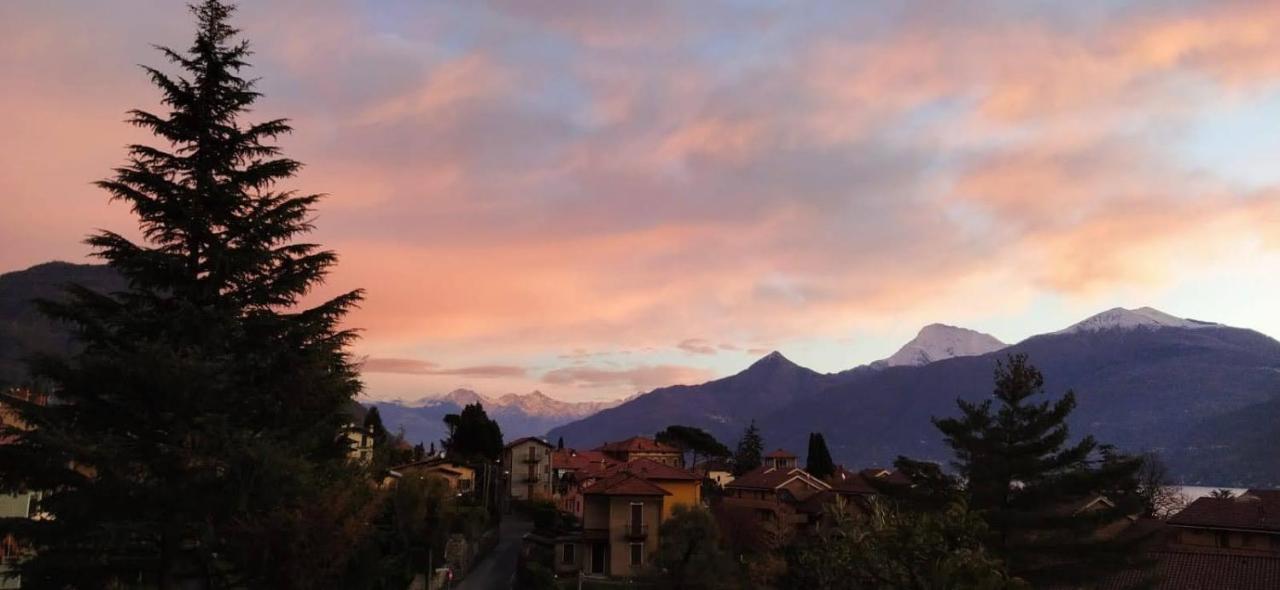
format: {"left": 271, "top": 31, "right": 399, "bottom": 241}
{"left": 5, "top": 1, "right": 1280, "bottom": 402}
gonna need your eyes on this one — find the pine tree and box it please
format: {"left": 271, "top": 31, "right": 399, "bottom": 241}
{"left": 442, "top": 402, "right": 503, "bottom": 462}
{"left": 0, "top": 2, "right": 364, "bottom": 586}
{"left": 556, "top": 436, "right": 564, "bottom": 450}
{"left": 733, "top": 419, "right": 764, "bottom": 475}
{"left": 921, "top": 354, "right": 1150, "bottom": 586}
{"left": 805, "top": 432, "right": 835, "bottom": 479}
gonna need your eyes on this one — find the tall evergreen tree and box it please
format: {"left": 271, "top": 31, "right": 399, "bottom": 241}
{"left": 442, "top": 402, "right": 503, "bottom": 462}
{"left": 805, "top": 432, "right": 835, "bottom": 479}
{"left": 0, "top": 2, "right": 364, "bottom": 587}
{"left": 917, "top": 354, "right": 1149, "bottom": 586}
{"left": 733, "top": 419, "right": 764, "bottom": 475}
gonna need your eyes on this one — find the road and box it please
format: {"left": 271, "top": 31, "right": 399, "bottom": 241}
{"left": 456, "top": 514, "right": 534, "bottom": 590}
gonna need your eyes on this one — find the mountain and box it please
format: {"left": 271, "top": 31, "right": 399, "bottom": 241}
{"left": 875, "top": 323, "right": 1006, "bottom": 367}
{"left": 547, "top": 350, "right": 856, "bottom": 450}
{"left": 548, "top": 308, "right": 1280, "bottom": 486}
{"left": 0, "top": 262, "right": 125, "bottom": 386}
{"left": 372, "top": 389, "right": 620, "bottom": 447}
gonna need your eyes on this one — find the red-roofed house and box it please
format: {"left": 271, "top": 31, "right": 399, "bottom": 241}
{"left": 594, "top": 436, "right": 684, "bottom": 467}
{"left": 763, "top": 449, "right": 797, "bottom": 470}
{"left": 551, "top": 448, "right": 613, "bottom": 516}
{"left": 576, "top": 469, "right": 669, "bottom": 577}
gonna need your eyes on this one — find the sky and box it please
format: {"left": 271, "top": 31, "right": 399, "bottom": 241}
{"left": 4, "top": 1, "right": 1280, "bottom": 403}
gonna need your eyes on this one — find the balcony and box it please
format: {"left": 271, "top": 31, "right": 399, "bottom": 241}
{"left": 521, "top": 456, "right": 541, "bottom": 464}
{"left": 624, "top": 524, "right": 648, "bottom": 540}
{"left": 521, "top": 475, "right": 541, "bottom": 484}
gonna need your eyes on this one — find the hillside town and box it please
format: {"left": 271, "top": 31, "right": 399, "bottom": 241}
{"left": 8, "top": 0, "right": 1280, "bottom": 588}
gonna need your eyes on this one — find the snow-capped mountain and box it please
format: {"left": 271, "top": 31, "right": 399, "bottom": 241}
{"left": 374, "top": 389, "right": 623, "bottom": 446}
{"left": 1057, "top": 306, "right": 1219, "bottom": 334}
{"left": 876, "top": 324, "right": 1007, "bottom": 367}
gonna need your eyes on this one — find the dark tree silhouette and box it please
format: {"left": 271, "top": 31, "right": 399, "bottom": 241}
{"left": 805, "top": 432, "right": 835, "bottom": 479}
{"left": 657, "top": 424, "right": 731, "bottom": 468}
{"left": 442, "top": 402, "right": 503, "bottom": 462}
{"left": 0, "top": 2, "right": 366, "bottom": 587}
{"left": 733, "top": 419, "right": 764, "bottom": 475}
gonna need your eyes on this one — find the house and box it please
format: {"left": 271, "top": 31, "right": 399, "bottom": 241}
{"left": 392, "top": 458, "right": 477, "bottom": 494}
{"left": 595, "top": 436, "right": 683, "bottom": 468}
{"left": 1079, "top": 491, "right": 1280, "bottom": 590}
{"left": 1168, "top": 490, "right": 1280, "bottom": 555}
{"left": 577, "top": 470, "right": 669, "bottom": 577}
{"left": 551, "top": 449, "right": 613, "bottom": 517}
{"left": 718, "top": 454, "right": 831, "bottom": 543}
{"left": 503, "top": 437, "right": 554, "bottom": 501}
{"left": 341, "top": 401, "right": 375, "bottom": 465}
{"left": 1, "top": 388, "right": 47, "bottom": 589}
{"left": 597, "top": 458, "right": 701, "bottom": 520}
{"left": 693, "top": 459, "right": 734, "bottom": 488}
{"left": 763, "top": 449, "right": 797, "bottom": 470}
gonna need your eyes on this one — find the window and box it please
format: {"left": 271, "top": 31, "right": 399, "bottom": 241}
{"left": 562, "top": 543, "right": 576, "bottom": 565}
{"left": 1217, "top": 532, "right": 1231, "bottom": 548}
{"left": 630, "top": 542, "right": 643, "bottom": 566}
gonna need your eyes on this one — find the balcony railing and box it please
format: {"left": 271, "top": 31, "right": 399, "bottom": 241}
{"left": 521, "top": 456, "right": 541, "bottom": 464}
{"left": 521, "top": 475, "right": 541, "bottom": 483}
{"left": 624, "top": 524, "right": 648, "bottom": 540}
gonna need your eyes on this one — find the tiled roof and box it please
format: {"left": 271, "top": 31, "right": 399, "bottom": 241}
{"left": 552, "top": 449, "right": 612, "bottom": 473}
{"left": 1094, "top": 550, "right": 1280, "bottom": 590}
{"left": 1169, "top": 490, "right": 1280, "bottom": 533}
{"left": 595, "top": 436, "right": 680, "bottom": 454}
{"left": 728, "top": 466, "right": 830, "bottom": 492}
{"left": 391, "top": 457, "right": 474, "bottom": 473}
{"left": 600, "top": 458, "right": 699, "bottom": 481}
{"left": 504, "top": 436, "right": 553, "bottom": 449}
{"left": 764, "top": 449, "right": 796, "bottom": 459}
{"left": 581, "top": 471, "right": 671, "bottom": 496}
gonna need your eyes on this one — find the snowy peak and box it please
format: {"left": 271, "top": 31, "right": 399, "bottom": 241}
{"left": 413, "top": 389, "right": 618, "bottom": 419}
{"left": 880, "top": 324, "right": 1007, "bottom": 367}
{"left": 1059, "top": 307, "right": 1219, "bottom": 334}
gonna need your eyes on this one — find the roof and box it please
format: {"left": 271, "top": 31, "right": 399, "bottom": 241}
{"left": 1092, "top": 550, "right": 1280, "bottom": 590}
{"left": 765, "top": 449, "right": 796, "bottom": 459}
{"left": 581, "top": 471, "right": 672, "bottom": 496}
{"left": 1169, "top": 490, "right": 1280, "bottom": 533}
{"left": 600, "top": 458, "right": 699, "bottom": 481}
{"left": 595, "top": 436, "right": 681, "bottom": 454}
{"left": 552, "top": 449, "right": 612, "bottom": 473}
{"left": 504, "top": 436, "right": 553, "bottom": 450}
{"left": 727, "top": 466, "right": 831, "bottom": 492}
{"left": 391, "top": 457, "right": 475, "bottom": 473}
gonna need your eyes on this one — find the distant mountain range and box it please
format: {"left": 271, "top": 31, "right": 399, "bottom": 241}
{"left": 7, "top": 262, "right": 1280, "bottom": 486}
{"left": 549, "top": 308, "right": 1280, "bottom": 487}
{"left": 371, "top": 389, "right": 623, "bottom": 448}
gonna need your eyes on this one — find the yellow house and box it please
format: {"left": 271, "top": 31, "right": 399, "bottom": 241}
{"left": 599, "top": 458, "right": 701, "bottom": 521}
{"left": 393, "top": 458, "right": 478, "bottom": 494}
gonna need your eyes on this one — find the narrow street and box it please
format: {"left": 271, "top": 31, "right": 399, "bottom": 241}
{"left": 455, "top": 514, "right": 534, "bottom": 590}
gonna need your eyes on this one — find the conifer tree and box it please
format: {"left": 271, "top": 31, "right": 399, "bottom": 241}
{"left": 442, "top": 402, "right": 503, "bottom": 462}
{"left": 733, "top": 419, "right": 764, "bottom": 475}
{"left": 805, "top": 432, "right": 835, "bottom": 479}
{"left": 0, "top": 2, "right": 364, "bottom": 586}
{"left": 919, "top": 354, "right": 1149, "bottom": 586}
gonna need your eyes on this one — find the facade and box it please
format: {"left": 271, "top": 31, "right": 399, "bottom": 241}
{"left": 1168, "top": 490, "right": 1280, "bottom": 555}
{"left": 1, "top": 389, "right": 47, "bottom": 589}
{"left": 694, "top": 459, "right": 734, "bottom": 488}
{"left": 595, "top": 436, "right": 684, "bottom": 467}
{"left": 578, "top": 471, "right": 668, "bottom": 577}
{"left": 551, "top": 449, "right": 613, "bottom": 517}
{"left": 341, "top": 401, "right": 374, "bottom": 465}
{"left": 393, "top": 458, "right": 477, "bottom": 494}
{"left": 504, "top": 437, "right": 554, "bottom": 501}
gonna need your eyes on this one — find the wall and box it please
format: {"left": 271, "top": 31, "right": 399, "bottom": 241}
{"left": 606, "top": 496, "right": 662, "bottom": 577}
{"left": 505, "top": 441, "right": 552, "bottom": 500}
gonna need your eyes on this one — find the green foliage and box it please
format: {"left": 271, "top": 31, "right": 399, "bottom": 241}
{"left": 733, "top": 419, "right": 764, "bottom": 475}
{"left": 443, "top": 402, "right": 503, "bottom": 462}
{"left": 654, "top": 505, "right": 734, "bottom": 590}
{"left": 911, "top": 353, "right": 1150, "bottom": 586}
{"left": 0, "top": 2, "right": 367, "bottom": 587}
{"left": 805, "top": 432, "right": 835, "bottom": 479}
{"left": 786, "top": 498, "right": 1026, "bottom": 590}
{"left": 656, "top": 424, "right": 731, "bottom": 468}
